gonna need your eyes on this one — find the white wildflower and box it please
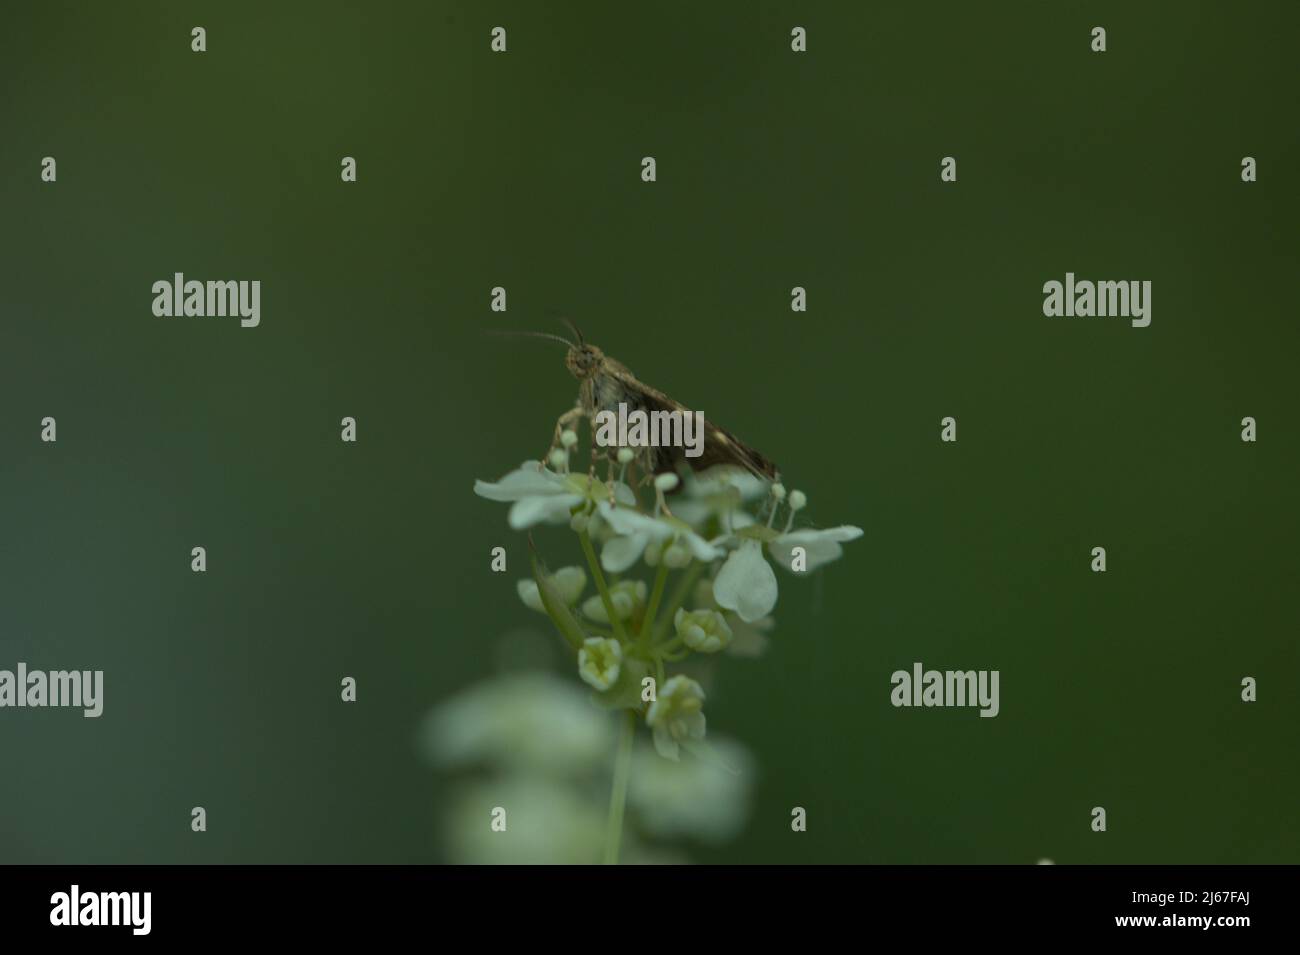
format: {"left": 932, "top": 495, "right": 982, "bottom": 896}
{"left": 645, "top": 675, "right": 707, "bottom": 761}
{"left": 597, "top": 502, "right": 723, "bottom": 573}
{"left": 474, "top": 463, "right": 634, "bottom": 530}
{"left": 764, "top": 489, "right": 863, "bottom": 573}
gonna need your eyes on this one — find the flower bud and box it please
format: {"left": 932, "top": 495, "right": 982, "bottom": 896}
{"left": 577, "top": 637, "right": 623, "bottom": 692}
{"left": 581, "top": 579, "right": 647, "bottom": 622}
{"left": 662, "top": 540, "right": 692, "bottom": 569}
{"left": 516, "top": 566, "right": 586, "bottom": 613}
{"left": 654, "top": 472, "right": 680, "bottom": 493}
{"left": 673, "top": 607, "right": 733, "bottom": 653}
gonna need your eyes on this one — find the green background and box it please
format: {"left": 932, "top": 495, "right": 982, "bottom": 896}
{"left": 1, "top": 1, "right": 1296, "bottom": 863}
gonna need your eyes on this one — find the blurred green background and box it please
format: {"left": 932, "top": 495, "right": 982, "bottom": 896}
{"left": 1, "top": 1, "right": 1297, "bottom": 863}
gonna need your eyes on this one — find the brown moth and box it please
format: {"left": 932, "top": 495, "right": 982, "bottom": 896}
{"left": 528, "top": 322, "right": 779, "bottom": 485}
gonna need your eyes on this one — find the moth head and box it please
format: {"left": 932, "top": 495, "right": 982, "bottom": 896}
{"left": 565, "top": 343, "right": 604, "bottom": 380}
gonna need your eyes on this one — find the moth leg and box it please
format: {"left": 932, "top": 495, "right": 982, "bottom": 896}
{"left": 597, "top": 449, "right": 622, "bottom": 505}
{"left": 655, "top": 482, "right": 677, "bottom": 518}
{"left": 543, "top": 405, "right": 584, "bottom": 468}
{"left": 640, "top": 448, "right": 677, "bottom": 517}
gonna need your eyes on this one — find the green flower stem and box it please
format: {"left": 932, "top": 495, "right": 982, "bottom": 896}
{"left": 603, "top": 708, "right": 636, "bottom": 865}
{"left": 656, "top": 634, "right": 685, "bottom": 655}
{"left": 579, "top": 529, "right": 626, "bottom": 641}
{"left": 649, "top": 561, "right": 706, "bottom": 645}
{"left": 638, "top": 559, "right": 672, "bottom": 651}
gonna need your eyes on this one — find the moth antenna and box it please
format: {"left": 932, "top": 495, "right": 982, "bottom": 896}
{"left": 486, "top": 329, "right": 575, "bottom": 348}
{"left": 561, "top": 318, "right": 585, "bottom": 347}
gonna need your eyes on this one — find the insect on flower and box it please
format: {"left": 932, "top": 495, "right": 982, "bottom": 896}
{"left": 502, "top": 321, "right": 780, "bottom": 492}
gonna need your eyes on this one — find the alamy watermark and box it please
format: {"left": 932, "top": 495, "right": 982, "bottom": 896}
{"left": 50, "top": 885, "right": 150, "bottom": 935}
{"left": 593, "top": 402, "right": 705, "bottom": 458}
{"left": 0, "top": 663, "right": 103, "bottom": 717}
{"left": 1043, "top": 272, "right": 1151, "bottom": 327}
{"left": 890, "top": 662, "right": 999, "bottom": 717}
{"left": 151, "top": 273, "right": 260, "bottom": 327}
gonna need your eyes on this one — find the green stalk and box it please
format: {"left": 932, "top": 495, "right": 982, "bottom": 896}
{"left": 649, "top": 561, "right": 706, "bottom": 644}
{"left": 603, "top": 709, "right": 636, "bottom": 865}
{"left": 638, "top": 560, "right": 672, "bottom": 651}
{"left": 579, "top": 528, "right": 626, "bottom": 641}
{"left": 657, "top": 634, "right": 685, "bottom": 655}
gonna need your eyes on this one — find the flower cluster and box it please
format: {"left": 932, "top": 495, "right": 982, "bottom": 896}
{"left": 474, "top": 431, "right": 862, "bottom": 762}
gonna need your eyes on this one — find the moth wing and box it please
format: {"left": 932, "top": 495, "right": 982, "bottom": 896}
{"left": 624, "top": 382, "right": 778, "bottom": 481}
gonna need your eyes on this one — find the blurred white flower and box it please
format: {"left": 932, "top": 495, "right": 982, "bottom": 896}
{"left": 629, "top": 737, "right": 754, "bottom": 843}
{"left": 516, "top": 566, "right": 586, "bottom": 612}
{"left": 577, "top": 637, "right": 623, "bottom": 691}
{"left": 441, "top": 778, "right": 605, "bottom": 865}
{"left": 672, "top": 469, "right": 769, "bottom": 529}
{"left": 674, "top": 607, "right": 733, "bottom": 653}
{"left": 646, "top": 675, "right": 707, "bottom": 760}
{"left": 420, "top": 672, "right": 613, "bottom": 776}
{"left": 580, "top": 579, "right": 646, "bottom": 623}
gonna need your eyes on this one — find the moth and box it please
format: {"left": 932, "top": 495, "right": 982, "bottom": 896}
{"left": 520, "top": 322, "right": 779, "bottom": 486}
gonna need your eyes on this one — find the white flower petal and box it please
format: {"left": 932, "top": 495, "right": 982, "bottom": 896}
{"left": 515, "top": 579, "right": 544, "bottom": 612}
{"left": 598, "top": 502, "right": 674, "bottom": 540}
{"left": 652, "top": 726, "right": 680, "bottom": 761}
{"left": 685, "top": 470, "right": 768, "bottom": 501}
{"left": 712, "top": 540, "right": 778, "bottom": 623}
{"left": 473, "top": 465, "right": 567, "bottom": 502}
{"left": 769, "top": 525, "right": 863, "bottom": 572}
{"left": 669, "top": 499, "right": 712, "bottom": 527}
{"left": 507, "top": 493, "right": 582, "bottom": 530}
{"left": 601, "top": 532, "right": 649, "bottom": 573}
{"left": 681, "top": 529, "right": 724, "bottom": 562}
{"left": 549, "top": 566, "right": 587, "bottom": 605}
